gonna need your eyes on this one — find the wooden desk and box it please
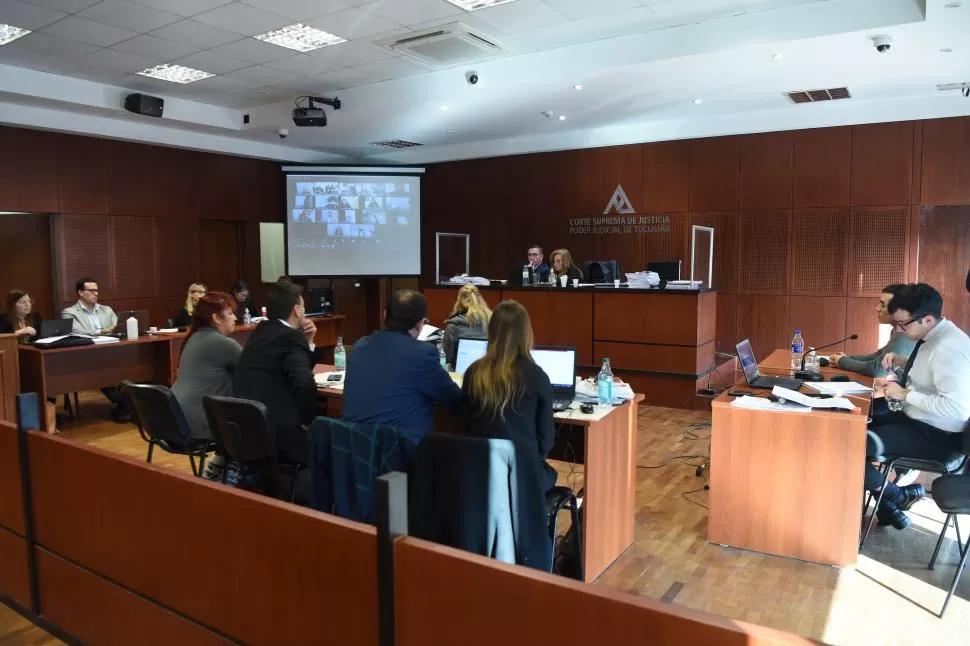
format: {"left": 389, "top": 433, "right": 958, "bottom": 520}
{"left": 424, "top": 285, "right": 715, "bottom": 409}
{"left": 709, "top": 350, "right": 871, "bottom": 566}
{"left": 19, "top": 337, "right": 175, "bottom": 434}
{"left": 0, "top": 334, "right": 19, "bottom": 424}
{"left": 314, "top": 364, "right": 644, "bottom": 581}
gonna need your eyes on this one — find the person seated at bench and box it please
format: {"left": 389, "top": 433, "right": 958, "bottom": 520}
{"left": 0, "top": 289, "right": 41, "bottom": 343}
{"left": 442, "top": 284, "right": 491, "bottom": 369}
{"left": 343, "top": 289, "right": 461, "bottom": 451}
{"left": 61, "top": 277, "right": 129, "bottom": 423}
{"left": 233, "top": 282, "right": 317, "bottom": 465}
{"left": 173, "top": 282, "right": 207, "bottom": 328}
{"left": 550, "top": 249, "right": 582, "bottom": 284}
{"left": 230, "top": 280, "right": 255, "bottom": 321}
{"left": 461, "top": 300, "right": 558, "bottom": 493}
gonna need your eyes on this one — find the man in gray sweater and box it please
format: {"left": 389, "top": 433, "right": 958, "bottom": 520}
{"left": 827, "top": 284, "right": 916, "bottom": 378}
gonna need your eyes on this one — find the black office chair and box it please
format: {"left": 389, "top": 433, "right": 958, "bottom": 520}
{"left": 926, "top": 474, "right": 970, "bottom": 617}
{"left": 580, "top": 260, "right": 621, "bottom": 284}
{"left": 860, "top": 422, "right": 970, "bottom": 550}
{"left": 547, "top": 486, "right": 584, "bottom": 581}
{"left": 120, "top": 381, "right": 213, "bottom": 477}
{"left": 202, "top": 395, "right": 304, "bottom": 502}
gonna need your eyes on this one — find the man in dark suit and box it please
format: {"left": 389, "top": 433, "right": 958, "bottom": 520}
{"left": 343, "top": 289, "right": 462, "bottom": 449}
{"left": 233, "top": 282, "right": 318, "bottom": 465}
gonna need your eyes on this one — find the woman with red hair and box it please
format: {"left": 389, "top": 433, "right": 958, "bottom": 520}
{"left": 172, "top": 291, "right": 240, "bottom": 443}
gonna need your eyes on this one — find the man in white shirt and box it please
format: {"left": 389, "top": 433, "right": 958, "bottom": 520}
{"left": 867, "top": 283, "right": 970, "bottom": 530}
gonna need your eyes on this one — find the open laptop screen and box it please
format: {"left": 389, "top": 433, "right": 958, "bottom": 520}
{"left": 532, "top": 347, "right": 576, "bottom": 391}
{"left": 454, "top": 338, "right": 488, "bottom": 375}
{"left": 735, "top": 339, "right": 760, "bottom": 384}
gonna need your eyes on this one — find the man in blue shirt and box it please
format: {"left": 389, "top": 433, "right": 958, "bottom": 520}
{"left": 527, "top": 245, "right": 550, "bottom": 283}
{"left": 342, "top": 289, "right": 462, "bottom": 449}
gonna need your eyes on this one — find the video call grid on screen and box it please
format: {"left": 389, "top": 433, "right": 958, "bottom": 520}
{"left": 286, "top": 173, "right": 421, "bottom": 276}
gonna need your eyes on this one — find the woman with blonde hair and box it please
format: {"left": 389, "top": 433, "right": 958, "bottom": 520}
{"left": 442, "top": 284, "right": 492, "bottom": 368}
{"left": 462, "top": 300, "right": 557, "bottom": 493}
{"left": 173, "top": 282, "right": 207, "bottom": 328}
{"left": 550, "top": 249, "right": 582, "bottom": 284}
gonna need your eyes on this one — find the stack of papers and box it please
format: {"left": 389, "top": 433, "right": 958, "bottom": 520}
{"left": 804, "top": 382, "right": 874, "bottom": 395}
{"left": 772, "top": 386, "right": 858, "bottom": 411}
{"left": 731, "top": 395, "right": 812, "bottom": 413}
{"left": 446, "top": 275, "right": 491, "bottom": 286}
{"left": 574, "top": 377, "right": 635, "bottom": 403}
{"left": 417, "top": 324, "right": 442, "bottom": 342}
{"left": 625, "top": 271, "right": 660, "bottom": 288}
{"left": 91, "top": 335, "right": 121, "bottom": 344}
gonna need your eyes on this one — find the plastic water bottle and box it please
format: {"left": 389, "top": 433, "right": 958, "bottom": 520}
{"left": 334, "top": 336, "right": 346, "bottom": 371}
{"left": 522, "top": 265, "right": 530, "bottom": 286}
{"left": 243, "top": 308, "right": 251, "bottom": 325}
{"left": 126, "top": 315, "right": 138, "bottom": 340}
{"left": 438, "top": 343, "right": 447, "bottom": 369}
{"left": 790, "top": 330, "right": 804, "bottom": 370}
{"left": 597, "top": 358, "right": 614, "bottom": 405}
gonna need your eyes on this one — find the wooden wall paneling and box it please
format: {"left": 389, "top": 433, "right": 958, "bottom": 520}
{"left": 844, "top": 297, "right": 883, "bottom": 356}
{"left": 739, "top": 131, "right": 793, "bottom": 210}
{"left": 54, "top": 214, "right": 114, "bottom": 303}
{"left": 598, "top": 145, "right": 643, "bottom": 210}
{"left": 594, "top": 292, "right": 702, "bottom": 347}
{"left": 112, "top": 216, "right": 157, "bottom": 299}
{"left": 0, "top": 417, "right": 24, "bottom": 530}
{"left": 57, "top": 133, "right": 110, "bottom": 215}
{"left": 690, "top": 212, "right": 739, "bottom": 293}
{"left": 332, "top": 279, "right": 370, "bottom": 344}
{"left": 642, "top": 140, "right": 690, "bottom": 213}
{"left": 508, "top": 290, "right": 593, "bottom": 365}
{"left": 198, "top": 219, "right": 242, "bottom": 293}
{"left": 847, "top": 206, "right": 909, "bottom": 296}
{"left": 917, "top": 205, "right": 970, "bottom": 332}
{"left": 715, "top": 294, "right": 738, "bottom": 354}
{"left": 850, "top": 122, "right": 914, "bottom": 206}
{"left": 689, "top": 137, "right": 740, "bottom": 212}
{"left": 0, "top": 335, "right": 19, "bottom": 425}
{"left": 154, "top": 217, "right": 199, "bottom": 298}
{"left": 911, "top": 120, "right": 922, "bottom": 205}
{"left": 920, "top": 116, "right": 970, "bottom": 205}
{"left": 0, "top": 127, "right": 18, "bottom": 211}
{"left": 107, "top": 140, "right": 151, "bottom": 217}
{"left": 736, "top": 295, "right": 791, "bottom": 361}
{"left": 0, "top": 213, "right": 55, "bottom": 318}
{"left": 0, "top": 527, "right": 29, "bottom": 609}
{"left": 151, "top": 146, "right": 200, "bottom": 219}
{"left": 788, "top": 296, "right": 848, "bottom": 352}
{"left": 907, "top": 204, "right": 920, "bottom": 284}
{"left": 13, "top": 128, "right": 60, "bottom": 213}
{"left": 792, "top": 127, "right": 851, "bottom": 208}
{"left": 737, "top": 210, "right": 790, "bottom": 295}
{"left": 790, "top": 208, "right": 849, "bottom": 296}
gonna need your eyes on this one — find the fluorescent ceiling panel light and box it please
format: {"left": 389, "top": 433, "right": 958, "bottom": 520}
{"left": 137, "top": 63, "right": 215, "bottom": 84}
{"left": 254, "top": 23, "right": 345, "bottom": 52}
{"left": 0, "top": 24, "right": 31, "bottom": 46}
{"left": 445, "top": 0, "right": 521, "bottom": 11}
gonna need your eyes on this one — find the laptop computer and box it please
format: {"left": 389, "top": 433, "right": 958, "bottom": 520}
{"left": 735, "top": 339, "right": 803, "bottom": 390}
{"left": 532, "top": 346, "right": 577, "bottom": 411}
{"left": 454, "top": 338, "right": 488, "bottom": 375}
{"left": 36, "top": 319, "right": 73, "bottom": 340}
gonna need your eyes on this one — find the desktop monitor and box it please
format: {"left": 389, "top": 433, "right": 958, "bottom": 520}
{"left": 647, "top": 260, "right": 681, "bottom": 282}
{"left": 454, "top": 338, "right": 488, "bottom": 375}
{"left": 306, "top": 287, "right": 335, "bottom": 316}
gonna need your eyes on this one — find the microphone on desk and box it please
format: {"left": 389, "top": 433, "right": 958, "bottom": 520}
{"left": 795, "top": 334, "right": 858, "bottom": 381}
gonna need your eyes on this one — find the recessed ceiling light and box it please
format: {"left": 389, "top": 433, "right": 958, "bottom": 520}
{"left": 944, "top": 2, "right": 961, "bottom": 8}
{"left": 439, "top": 104, "right": 448, "bottom": 111}
{"left": 558, "top": 115, "right": 566, "bottom": 121}
{"left": 772, "top": 52, "right": 784, "bottom": 60}
{"left": 445, "top": 0, "right": 520, "bottom": 10}
{"left": 137, "top": 63, "right": 215, "bottom": 84}
{"left": 573, "top": 84, "right": 583, "bottom": 90}
{"left": 0, "top": 24, "right": 31, "bottom": 46}
{"left": 692, "top": 99, "right": 703, "bottom": 105}
{"left": 254, "top": 23, "right": 345, "bottom": 52}
{"left": 941, "top": 47, "right": 953, "bottom": 53}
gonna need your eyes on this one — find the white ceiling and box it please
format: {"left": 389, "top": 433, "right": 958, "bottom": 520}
{"left": 0, "top": 0, "right": 969, "bottom": 164}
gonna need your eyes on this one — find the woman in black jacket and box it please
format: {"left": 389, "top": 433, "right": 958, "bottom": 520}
{"left": 550, "top": 248, "right": 583, "bottom": 285}
{"left": 442, "top": 284, "right": 492, "bottom": 368}
{"left": 173, "top": 283, "right": 207, "bottom": 328}
{"left": 461, "top": 300, "right": 557, "bottom": 492}
{"left": 0, "top": 289, "right": 42, "bottom": 343}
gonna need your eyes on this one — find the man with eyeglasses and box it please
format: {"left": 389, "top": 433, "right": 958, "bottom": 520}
{"left": 526, "top": 245, "right": 550, "bottom": 283}
{"left": 865, "top": 283, "right": 970, "bottom": 530}
{"left": 827, "top": 284, "right": 916, "bottom": 378}
{"left": 61, "top": 277, "right": 129, "bottom": 422}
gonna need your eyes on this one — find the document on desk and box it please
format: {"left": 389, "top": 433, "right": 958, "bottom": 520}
{"left": 803, "top": 381, "right": 874, "bottom": 395}
{"left": 771, "top": 386, "right": 857, "bottom": 411}
{"left": 91, "top": 336, "right": 121, "bottom": 344}
{"left": 313, "top": 372, "right": 344, "bottom": 390}
{"left": 730, "top": 395, "right": 812, "bottom": 413}
{"left": 417, "top": 324, "right": 441, "bottom": 342}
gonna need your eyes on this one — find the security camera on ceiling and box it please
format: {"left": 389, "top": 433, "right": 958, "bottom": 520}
{"left": 292, "top": 95, "right": 341, "bottom": 127}
{"left": 872, "top": 35, "right": 892, "bottom": 53}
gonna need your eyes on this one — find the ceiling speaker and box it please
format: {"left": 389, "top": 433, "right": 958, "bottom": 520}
{"left": 124, "top": 93, "right": 163, "bottom": 118}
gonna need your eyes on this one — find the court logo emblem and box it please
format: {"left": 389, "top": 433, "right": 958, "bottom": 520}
{"left": 603, "top": 184, "right": 635, "bottom": 214}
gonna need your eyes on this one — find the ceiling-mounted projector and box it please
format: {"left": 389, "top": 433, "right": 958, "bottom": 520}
{"left": 293, "top": 95, "right": 341, "bottom": 127}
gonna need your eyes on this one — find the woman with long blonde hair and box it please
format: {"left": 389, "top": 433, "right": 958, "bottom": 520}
{"left": 462, "top": 300, "right": 557, "bottom": 492}
{"left": 174, "top": 282, "right": 207, "bottom": 328}
{"left": 442, "top": 284, "right": 492, "bottom": 368}
{"left": 550, "top": 248, "right": 582, "bottom": 284}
